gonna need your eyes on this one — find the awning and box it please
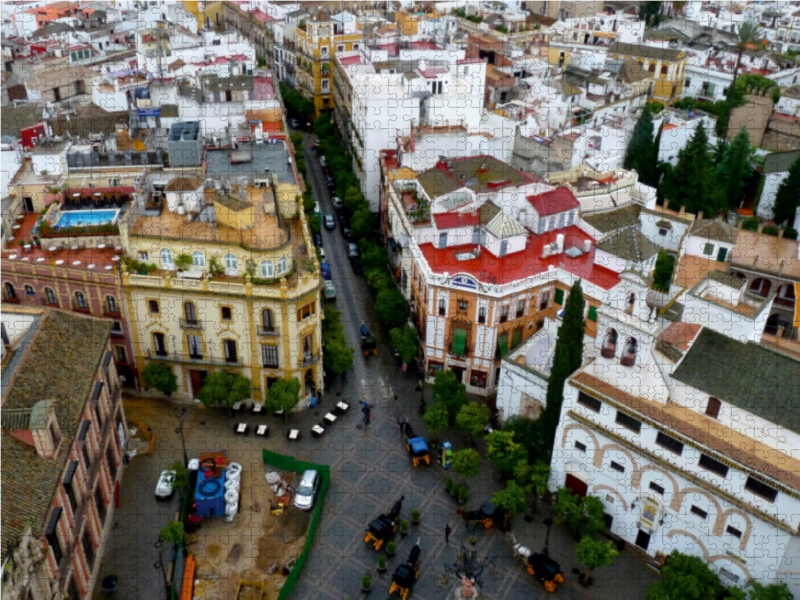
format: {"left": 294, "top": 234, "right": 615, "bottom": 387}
{"left": 452, "top": 329, "right": 467, "bottom": 355}
{"left": 498, "top": 336, "right": 509, "bottom": 357}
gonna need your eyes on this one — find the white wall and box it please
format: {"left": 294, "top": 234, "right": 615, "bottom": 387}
{"left": 639, "top": 213, "right": 689, "bottom": 253}
{"left": 681, "top": 290, "right": 771, "bottom": 344}
{"left": 757, "top": 171, "right": 790, "bottom": 220}
{"left": 682, "top": 234, "right": 733, "bottom": 260}
{"left": 496, "top": 357, "right": 548, "bottom": 421}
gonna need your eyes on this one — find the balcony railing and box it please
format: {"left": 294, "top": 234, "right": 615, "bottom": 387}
{"left": 179, "top": 318, "right": 204, "bottom": 330}
{"left": 146, "top": 349, "right": 243, "bottom": 366}
{"left": 302, "top": 353, "right": 319, "bottom": 367}
{"left": 257, "top": 325, "right": 280, "bottom": 336}
{"left": 73, "top": 302, "right": 90, "bottom": 314}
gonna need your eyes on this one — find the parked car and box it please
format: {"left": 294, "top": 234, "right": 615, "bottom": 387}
{"left": 351, "top": 259, "right": 363, "bottom": 275}
{"left": 313, "top": 233, "right": 323, "bottom": 248}
{"left": 293, "top": 470, "right": 320, "bottom": 511}
{"left": 319, "top": 155, "right": 327, "bottom": 167}
{"left": 289, "top": 118, "right": 300, "bottom": 129}
{"left": 323, "top": 214, "right": 335, "bottom": 230}
{"left": 342, "top": 226, "right": 353, "bottom": 241}
{"left": 323, "top": 280, "right": 336, "bottom": 301}
{"left": 325, "top": 174, "right": 335, "bottom": 190}
{"left": 318, "top": 247, "right": 327, "bottom": 261}
{"left": 155, "top": 470, "right": 176, "bottom": 500}
{"left": 331, "top": 196, "right": 343, "bottom": 210}
{"left": 321, "top": 261, "right": 332, "bottom": 281}
{"left": 347, "top": 242, "right": 360, "bottom": 259}
{"left": 338, "top": 212, "right": 349, "bottom": 226}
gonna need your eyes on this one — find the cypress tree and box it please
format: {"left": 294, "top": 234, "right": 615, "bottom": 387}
{"left": 624, "top": 107, "right": 656, "bottom": 186}
{"left": 773, "top": 156, "right": 800, "bottom": 226}
{"left": 651, "top": 121, "right": 664, "bottom": 187}
{"left": 662, "top": 125, "right": 719, "bottom": 216}
{"left": 715, "top": 128, "right": 752, "bottom": 209}
{"left": 540, "top": 281, "right": 586, "bottom": 453}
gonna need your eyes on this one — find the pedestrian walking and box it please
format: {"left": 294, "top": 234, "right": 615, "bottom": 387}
{"left": 445, "top": 524, "right": 452, "bottom": 545}
{"left": 397, "top": 414, "right": 407, "bottom": 433}
{"left": 401, "top": 362, "right": 408, "bottom": 374}
{"left": 307, "top": 394, "right": 317, "bottom": 409}
{"left": 363, "top": 409, "right": 371, "bottom": 425}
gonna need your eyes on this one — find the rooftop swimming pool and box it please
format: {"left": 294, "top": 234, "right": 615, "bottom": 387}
{"left": 55, "top": 209, "right": 120, "bottom": 229}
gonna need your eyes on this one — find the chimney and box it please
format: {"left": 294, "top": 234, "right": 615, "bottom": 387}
{"left": 697, "top": 211, "right": 703, "bottom": 221}
{"left": 583, "top": 239, "right": 592, "bottom": 253}
{"left": 556, "top": 233, "right": 565, "bottom": 252}
{"left": 779, "top": 227, "right": 785, "bottom": 239}
{"left": 663, "top": 200, "right": 669, "bottom": 210}
{"left": 418, "top": 57, "right": 427, "bottom": 72}
{"left": 678, "top": 205, "right": 686, "bottom": 216}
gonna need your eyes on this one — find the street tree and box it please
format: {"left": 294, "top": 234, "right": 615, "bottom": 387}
{"left": 451, "top": 448, "right": 481, "bottom": 482}
{"left": 624, "top": 106, "right": 657, "bottom": 186}
{"left": 456, "top": 401, "right": 490, "bottom": 445}
{"left": 158, "top": 521, "right": 184, "bottom": 545}
{"left": 485, "top": 430, "right": 526, "bottom": 474}
{"left": 514, "top": 459, "right": 550, "bottom": 512}
{"left": 491, "top": 481, "right": 528, "bottom": 517}
{"left": 265, "top": 377, "right": 302, "bottom": 421}
{"left": 198, "top": 371, "right": 252, "bottom": 413}
{"left": 640, "top": 2, "right": 664, "bottom": 27}
{"left": 360, "top": 242, "right": 389, "bottom": 272}
{"left": 743, "top": 580, "right": 794, "bottom": 600}
{"left": 169, "top": 461, "right": 190, "bottom": 502}
{"left": 662, "top": 125, "right": 720, "bottom": 216}
{"left": 351, "top": 209, "right": 378, "bottom": 243}
{"left": 715, "top": 128, "right": 753, "bottom": 209}
{"left": 323, "top": 308, "right": 354, "bottom": 378}
{"left": 432, "top": 370, "right": 467, "bottom": 419}
{"left": 772, "top": 156, "right": 800, "bottom": 226}
{"left": 423, "top": 402, "right": 449, "bottom": 436}
{"left": 575, "top": 536, "right": 619, "bottom": 583}
{"left": 141, "top": 363, "right": 178, "bottom": 397}
{"left": 581, "top": 495, "right": 607, "bottom": 536}
{"left": 365, "top": 268, "right": 394, "bottom": 295}
{"left": 540, "top": 281, "right": 585, "bottom": 453}
{"left": 390, "top": 326, "right": 419, "bottom": 365}
{"left": 652, "top": 250, "right": 677, "bottom": 293}
{"left": 646, "top": 551, "right": 724, "bottom": 600}
{"left": 375, "top": 288, "right": 409, "bottom": 330}
{"left": 723, "top": 23, "right": 764, "bottom": 144}
{"left": 553, "top": 487, "right": 586, "bottom": 538}
{"left": 503, "top": 416, "right": 547, "bottom": 462}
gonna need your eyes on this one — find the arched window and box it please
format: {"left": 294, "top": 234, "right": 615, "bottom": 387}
{"left": 478, "top": 306, "right": 487, "bottom": 324}
{"left": 621, "top": 337, "right": 638, "bottom": 367}
{"left": 277, "top": 257, "right": 287, "bottom": 275}
{"left": 106, "top": 295, "right": 118, "bottom": 313}
{"left": 160, "top": 248, "right": 174, "bottom": 270}
{"left": 602, "top": 328, "right": 618, "bottom": 358}
{"left": 261, "top": 308, "right": 275, "bottom": 332}
{"left": 4, "top": 282, "right": 16, "bottom": 299}
{"left": 224, "top": 253, "right": 238, "bottom": 276}
{"left": 45, "top": 287, "right": 57, "bottom": 306}
{"left": 626, "top": 292, "right": 636, "bottom": 314}
{"left": 260, "top": 260, "right": 274, "bottom": 279}
{"left": 749, "top": 278, "right": 772, "bottom": 298}
{"left": 75, "top": 291, "right": 88, "bottom": 309}
{"left": 24, "top": 284, "right": 34, "bottom": 295}
{"left": 192, "top": 251, "right": 205, "bottom": 268}
{"left": 184, "top": 302, "right": 197, "bottom": 324}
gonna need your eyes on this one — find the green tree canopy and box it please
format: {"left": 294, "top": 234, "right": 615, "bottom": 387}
{"left": 158, "top": 521, "right": 185, "bottom": 545}
{"left": 581, "top": 495, "right": 607, "bottom": 536}
{"left": 486, "top": 430, "right": 526, "bottom": 473}
{"left": 491, "top": 481, "right": 528, "bottom": 516}
{"left": 540, "top": 281, "right": 585, "bottom": 452}
{"left": 141, "top": 363, "right": 177, "bottom": 397}
{"left": 553, "top": 487, "right": 587, "bottom": 536}
{"left": 169, "top": 461, "right": 190, "bottom": 498}
{"left": 423, "top": 401, "right": 449, "bottom": 435}
{"left": 456, "top": 401, "right": 490, "bottom": 443}
{"left": 389, "top": 326, "right": 419, "bottom": 365}
{"left": 576, "top": 536, "right": 619, "bottom": 576}
{"left": 624, "top": 106, "right": 658, "bottom": 186}
{"left": 514, "top": 459, "right": 550, "bottom": 496}
{"left": 351, "top": 209, "right": 378, "bottom": 244}
{"left": 652, "top": 250, "right": 677, "bottom": 293}
{"left": 502, "top": 416, "right": 547, "bottom": 462}
{"left": 432, "top": 370, "right": 467, "bottom": 419}
{"left": 279, "top": 82, "right": 314, "bottom": 118}
{"left": 450, "top": 448, "right": 481, "bottom": 480}
{"left": 197, "top": 371, "right": 252, "bottom": 409}
{"left": 743, "top": 580, "right": 794, "bottom": 600}
{"left": 322, "top": 307, "right": 354, "bottom": 377}
{"left": 265, "top": 377, "right": 302, "bottom": 418}
{"left": 375, "top": 288, "right": 409, "bottom": 330}
{"left": 360, "top": 242, "right": 389, "bottom": 272}
{"left": 646, "top": 551, "right": 724, "bottom": 600}
{"left": 662, "top": 124, "right": 720, "bottom": 216}
{"left": 772, "top": 156, "right": 800, "bottom": 226}
{"left": 715, "top": 128, "right": 753, "bottom": 209}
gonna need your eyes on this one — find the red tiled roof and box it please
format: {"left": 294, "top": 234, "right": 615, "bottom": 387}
{"left": 418, "top": 226, "right": 620, "bottom": 289}
{"left": 527, "top": 187, "right": 580, "bottom": 216}
{"left": 433, "top": 211, "right": 481, "bottom": 230}
{"left": 420, "top": 67, "right": 448, "bottom": 79}
{"left": 339, "top": 55, "right": 364, "bottom": 65}
{"left": 252, "top": 9, "right": 274, "bottom": 22}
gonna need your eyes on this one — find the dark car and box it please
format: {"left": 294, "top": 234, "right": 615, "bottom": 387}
{"left": 323, "top": 214, "right": 335, "bottom": 230}
{"left": 342, "top": 226, "right": 353, "bottom": 241}
{"left": 310, "top": 142, "right": 319, "bottom": 154}
{"left": 338, "top": 212, "right": 349, "bottom": 226}
{"left": 313, "top": 233, "right": 323, "bottom": 248}
{"left": 350, "top": 259, "right": 363, "bottom": 275}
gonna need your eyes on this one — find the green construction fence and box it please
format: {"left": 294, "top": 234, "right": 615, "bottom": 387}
{"left": 262, "top": 449, "right": 331, "bottom": 600}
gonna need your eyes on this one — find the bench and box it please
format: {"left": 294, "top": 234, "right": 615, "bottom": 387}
{"left": 252, "top": 402, "right": 264, "bottom": 415}
{"left": 324, "top": 413, "right": 337, "bottom": 425}
{"left": 235, "top": 422, "right": 248, "bottom": 435}
{"left": 335, "top": 401, "right": 350, "bottom": 413}
{"left": 255, "top": 424, "right": 268, "bottom": 437}
{"left": 287, "top": 428, "right": 300, "bottom": 440}
{"left": 311, "top": 425, "right": 326, "bottom": 437}
{"left": 232, "top": 401, "right": 243, "bottom": 413}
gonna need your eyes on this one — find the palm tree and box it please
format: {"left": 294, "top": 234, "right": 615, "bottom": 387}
{"left": 723, "top": 22, "right": 763, "bottom": 145}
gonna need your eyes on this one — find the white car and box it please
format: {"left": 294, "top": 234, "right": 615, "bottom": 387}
{"left": 319, "top": 155, "right": 327, "bottom": 168}
{"left": 331, "top": 196, "right": 343, "bottom": 210}
{"left": 155, "top": 470, "right": 176, "bottom": 500}
{"left": 323, "top": 280, "right": 336, "bottom": 301}
{"left": 293, "top": 470, "right": 320, "bottom": 511}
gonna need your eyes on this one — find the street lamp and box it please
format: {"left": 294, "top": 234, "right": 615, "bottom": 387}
{"left": 175, "top": 408, "right": 188, "bottom": 468}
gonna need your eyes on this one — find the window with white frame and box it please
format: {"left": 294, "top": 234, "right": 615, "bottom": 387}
{"left": 224, "top": 253, "right": 238, "bottom": 276}
{"left": 160, "top": 248, "right": 174, "bottom": 270}
{"left": 260, "top": 260, "right": 274, "bottom": 278}
{"left": 322, "top": 79, "right": 329, "bottom": 91}
{"left": 192, "top": 251, "right": 205, "bottom": 267}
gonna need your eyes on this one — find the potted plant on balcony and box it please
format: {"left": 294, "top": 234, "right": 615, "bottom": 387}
{"left": 208, "top": 256, "right": 224, "bottom": 279}
{"left": 175, "top": 253, "right": 193, "bottom": 272}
